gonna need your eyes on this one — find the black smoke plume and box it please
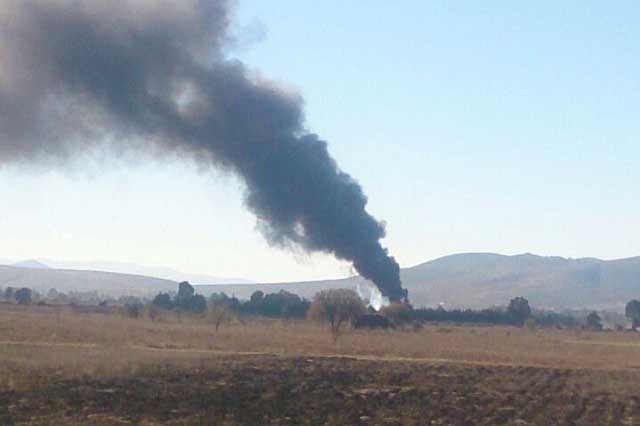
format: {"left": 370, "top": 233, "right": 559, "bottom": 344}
{"left": 0, "top": 0, "right": 407, "bottom": 301}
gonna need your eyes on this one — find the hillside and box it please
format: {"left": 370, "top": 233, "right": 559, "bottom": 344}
{"left": 0, "top": 265, "right": 176, "bottom": 297}
{"left": 11, "top": 259, "right": 51, "bottom": 269}
{"left": 3, "top": 253, "right": 639, "bottom": 310}
{"left": 198, "top": 253, "right": 640, "bottom": 311}
{"left": 0, "top": 258, "right": 251, "bottom": 285}
{"left": 402, "top": 253, "right": 640, "bottom": 310}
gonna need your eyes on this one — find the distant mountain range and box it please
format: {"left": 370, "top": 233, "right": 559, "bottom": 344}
{"left": 400, "top": 253, "right": 640, "bottom": 310}
{"left": 1, "top": 259, "right": 251, "bottom": 285}
{"left": 197, "top": 253, "right": 640, "bottom": 311}
{"left": 11, "top": 259, "right": 51, "bottom": 269}
{"left": 0, "top": 264, "right": 176, "bottom": 297}
{"left": 2, "top": 253, "right": 639, "bottom": 310}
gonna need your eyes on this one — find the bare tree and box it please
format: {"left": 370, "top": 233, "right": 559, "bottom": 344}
{"left": 208, "top": 305, "right": 233, "bottom": 332}
{"left": 308, "top": 289, "right": 366, "bottom": 341}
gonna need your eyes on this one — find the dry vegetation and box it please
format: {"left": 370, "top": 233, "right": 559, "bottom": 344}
{"left": 2, "top": 303, "right": 640, "bottom": 425}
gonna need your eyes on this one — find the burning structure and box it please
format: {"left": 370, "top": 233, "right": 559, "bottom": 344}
{"left": 0, "top": 0, "right": 407, "bottom": 302}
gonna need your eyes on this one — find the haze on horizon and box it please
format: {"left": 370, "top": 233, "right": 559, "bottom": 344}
{"left": 1, "top": 1, "right": 638, "bottom": 283}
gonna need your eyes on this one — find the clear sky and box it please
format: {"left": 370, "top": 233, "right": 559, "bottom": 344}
{"left": 1, "top": 1, "right": 638, "bottom": 282}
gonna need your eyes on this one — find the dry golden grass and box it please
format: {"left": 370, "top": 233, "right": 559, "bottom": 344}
{"left": 1, "top": 302, "right": 640, "bottom": 388}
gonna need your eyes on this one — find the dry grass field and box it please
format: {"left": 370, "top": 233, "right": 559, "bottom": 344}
{"left": 2, "top": 303, "right": 640, "bottom": 425}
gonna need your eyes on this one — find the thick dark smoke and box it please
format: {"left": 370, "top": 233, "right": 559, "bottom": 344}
{"left": 0, "top": 0, "right": 407, "bottom": 301}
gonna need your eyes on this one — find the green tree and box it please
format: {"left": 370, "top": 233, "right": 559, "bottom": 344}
{"left": 15, "top": 287, "right": 32, "bottom": 305}
{"left": 177, "top": 281, "right": 195, "bottom": 301}
{"left": 625, "top": 300, "right": 640, "bottom": 331}
{"left": 508, "top": 297, "right": 531, "bottom": 326}
{"left": 4, "top": 286, "right": 15, "bottom": 301}
{"left": 188, "top": 294, "right": 207, "bottom": 313}
{"left": 586, "top": 311, "right": 603, "bottom": 331}
{"left": 173, "top": 282, "right": 206, "bottom": 313}
{"left": 210, "top": 292, "right": 240, "bottom": 310}
{"left": 47, "top": 288, "right": 59, "bottom": 300}
{"left": 152, "top": 292, "right": 174, "bottom": 310}
{"left": 250, "top": 290, "right": 264, "bottom": 304}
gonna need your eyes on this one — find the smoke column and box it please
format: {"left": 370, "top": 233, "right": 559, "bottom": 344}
{"left": 0, "top": 0, "right": 407, "bottom": 301}
{"left": 356, "top": 282, "right": 390, "bottom": 311}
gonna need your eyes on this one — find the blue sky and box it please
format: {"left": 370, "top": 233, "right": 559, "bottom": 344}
{"left": 1, "top": 1, "right": 638, "bottom": 281}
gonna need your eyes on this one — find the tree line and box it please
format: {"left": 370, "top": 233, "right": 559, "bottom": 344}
{"left": 412, "top": 297, "right": 581, "bottom": 328}
{"left": 4, "top": 282, "right": 640, "bottom": 332}
{"left": 152, "top": 283, "right": 310, "bottom": 319}
{"left": 147, "top": 285, "right": 640, "bottom": 332}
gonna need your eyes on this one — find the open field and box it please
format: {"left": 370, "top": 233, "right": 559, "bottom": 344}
{"left": 2, "top": 304, "right": 640, "bottom": 425}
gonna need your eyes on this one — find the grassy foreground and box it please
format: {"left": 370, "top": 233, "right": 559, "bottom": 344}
{"left": 1, "top": 304, "right": 640, "bottom": 425}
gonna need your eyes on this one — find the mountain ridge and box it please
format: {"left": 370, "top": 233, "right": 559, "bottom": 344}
{"left": 0, "top": 264, "right": 176, "bottom": 297}
{"left": 11, "top": 259, "right": 51, "bottom": 269}
{"left": 197, "top": 253, "right": 640, "bottom": 311}
{"left": 2, "top": 252, "right": 639, "bottom": 311}
{"left": 1, "top": 258, "right": 251, "bottom": 285}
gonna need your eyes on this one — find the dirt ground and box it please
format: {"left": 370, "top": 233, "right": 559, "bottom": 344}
{"left": 2, "top": 353, "right": 640, "bottom": 425}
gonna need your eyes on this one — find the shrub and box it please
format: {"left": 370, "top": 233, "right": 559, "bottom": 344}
{"left": 124, "top": 303, "right": 144, "bottom": 319}
{"left": 524, "top": 317, "right": 537, "bottom": 333}
{"left": 353, "top": 313, "right": 393, "bottom": 330}
{"left": 147, "top": 304, "right": 164, "bottom": 321}
{"left": 380, "top": 303, "right": 413, "bottom": 328}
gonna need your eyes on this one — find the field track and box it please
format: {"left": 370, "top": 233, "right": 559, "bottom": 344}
{"left": 2, "top": 338, "right": 638, "bottom": 371}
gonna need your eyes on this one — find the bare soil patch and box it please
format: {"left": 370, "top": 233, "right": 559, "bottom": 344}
{"left": 2, "top": 354, "right": 640, "bottom": 425}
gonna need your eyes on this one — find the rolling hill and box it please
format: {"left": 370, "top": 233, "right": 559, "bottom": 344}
{"left": 2, "top": 253, "right": 639, "bottom": 310}
{"left": 24, "top": 259, "right": 252, "bottom": 285}
{"left": 11, "top": 259, "right": 51, "bottom": 269}
{"left": 401, "top": 253, "right": 640, "bottom": 310}
{"left": 197, "top": 253, "right": 640, "bottom": 311}
{"left": 0, "top": 265, "right": 176, "bottom": 297}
